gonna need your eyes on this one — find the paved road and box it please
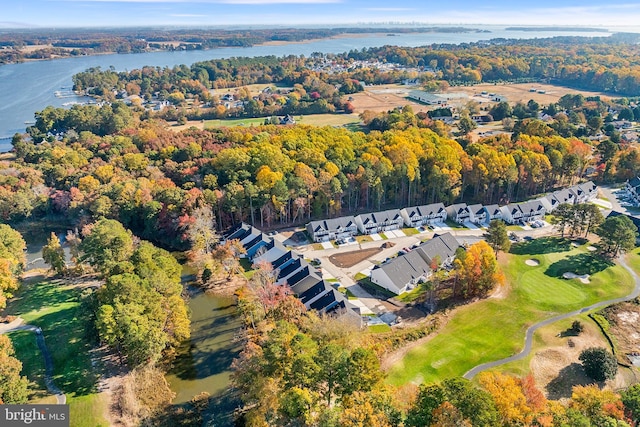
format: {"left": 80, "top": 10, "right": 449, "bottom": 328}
{"left": 463, "top": 255, "right": 640, "bottom": 380}
{"left": 0, "top": 319, "right": 67, "bottom": 404}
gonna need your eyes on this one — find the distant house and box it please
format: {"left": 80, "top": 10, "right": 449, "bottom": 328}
{"left": 280, "top": 115, "right": 296, "bottom": 125}
{"left": 400, "top": 203, "right": 447, "bottom": 227}
{"left": 306, "top": 216, "right": 357, "bottom": 243}
{"left": 408, "top": 91, "right": 447, "bottom": 105}
{"left": 370, "top": 233, "right": 461, "bottom": 295}
{"left": 626, "top": 177, "right": 640, "bottom": 205}
{"left": 471, "top": 114, "right": 493, "bottom": 123}
{"left": 355, "top": 209, "right": 404, "bottom": 234}
{"left": 467, "top": 204, "right": 486, "bottom": 224}
{"left": 446, "top": 203, "right": 470, "bottom": 224}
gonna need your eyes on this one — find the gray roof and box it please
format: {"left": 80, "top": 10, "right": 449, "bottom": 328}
{"left": 358, "top": 209, "right": 403, "bottom": 225}
{"left": 307, "top": 216, "right": 357, "bottom": 233}
{"left": 467, "top": 204, "right": 484, "bottom": 215}
{"left": 518, "top": 200, "right": 545, "bottom": 214}
{"left": 552, "top": 188, "right": 575, "bottom": 204}
{"left": 375, "top": 250, "right": 431, "bottom": 290}
{"left": 446, "top": 203, "right": 468, "bottom": 216}
{"left": 416, "top": 232, "right": 461, "bottom": 265}
{"left": 484, "top": 204, "right": 501, "bottom": 216}
{"left": 419, "top": 203, "right": 447, "bottom": 216}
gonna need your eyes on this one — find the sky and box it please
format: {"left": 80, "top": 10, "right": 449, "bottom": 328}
{"left": 2, "top": 0, "right": 640, "bottom": 29}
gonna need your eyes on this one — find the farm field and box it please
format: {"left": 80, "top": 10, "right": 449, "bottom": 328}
{"left": 385, "top": 238, "right": 635, "bottom": 387}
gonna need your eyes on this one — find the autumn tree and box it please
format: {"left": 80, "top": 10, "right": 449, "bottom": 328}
{"left": 483, "top": 219, "right": 510, "bottom": 255}
{"left": 579, "top": 347, "right": 618, "bottom": 382}
{"left": 0, "top": 335, "right": 29, "bottom": 404}
{"left": 42, "top": 232, "right": 66, "bottom": 275}
{"left": 0, "top": 224, "right": 26, "bottom": 309}
{"left": 570, "top": 385, "right": 627, "bottom": 425}
{"left": 453, "top": 240, "right": 505, "bottom": 298}
{"left": 405, "top": 377, "right": 499, "bottom": 427}
{"left": 479, "top": 371, "right": 534, "bottom": 426}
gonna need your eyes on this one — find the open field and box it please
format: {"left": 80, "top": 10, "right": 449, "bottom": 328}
{"left": 347, "top": 82, "right": 613, "bottom": 115}
{"left": 6, "top": 276, "right": 108, "bottom": 427}
{"left": 453, "top": 82, "right": 612, "bottom": 105}
{"left": 329, "top": 247, "right": 383, "bottom": 268}
{"left": 170, "top": 113, "right": 361, "bottom": 132}
{"left": 386, "top": 238, "right": 635, "bottom": 386}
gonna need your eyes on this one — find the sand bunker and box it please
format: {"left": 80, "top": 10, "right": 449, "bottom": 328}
{"left": 525, "top": 259, "right": 540, "bottom": 266}
{"left": 587, "top": 246, "right": 597, "bottom": 252}
{"left": 563, "top": 272, "right": 590, "bottom": 284}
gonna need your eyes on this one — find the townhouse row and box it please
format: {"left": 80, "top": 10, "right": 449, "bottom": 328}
{"left": 223, "top": 223, "right": 359, "bottom": 317}
{"left": 306, "top": 181, "right": 598, "bottom": 243}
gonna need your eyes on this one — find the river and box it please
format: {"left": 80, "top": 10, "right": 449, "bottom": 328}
{"left": 0, "top": 26, "right": 616, "bottom": 152}
{"left": 165, "top": 287, "right": 242, "bottom": 405}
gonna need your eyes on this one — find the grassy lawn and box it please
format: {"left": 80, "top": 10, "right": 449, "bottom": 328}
{"left": 379, "top": 233, "right": 388, "bottom": 240}
{"left": 506, "top": 225, "right": 524, "bottom": 231}
{"left": 6, "top": 277, "right": 108, "bottom": 427}
{"left": 402, "top": 228, "right": 420, "bottom": 236}
{"left": 397, "top": 283, "right": 428, "bottom": 303}
{"left": 356, "top": 235, "right": 373, "bottom": 243}
{"left": 445, "top": 220, "right": 466, "bottom": 229}
{"left": 368, "top": 324, "right": 392, "bottom": 333}
{"left": 239, "top": 258, "right": 256, "bottom": 279}
{"left": 386, "top": 240, "right": 635, "bottom": 386}
{"left": 8, "top": 330, "right": 47, "bottom": 397}
{"left": 204, "top": 113, "right": 360, "bottom": 129}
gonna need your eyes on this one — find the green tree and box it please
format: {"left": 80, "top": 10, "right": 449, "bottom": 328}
{"left": 622, "top": 383, "right": 640, "bottom": 425}
{"left": 552, "top": 203, "right": 575, "bottom": 238}
{"left": 406, "top": 378, "right": 499, "bottom": 427}
{"left": 579, "top": 347, "right": 618, "bottom": 382}
{"left": 483, "top": 219, "right": 511, "bottom": 255}
{"left": 79, "top": 218, "right": 134, "bottom": 274}
{"left": 596, "top": 215, "right": 638, "bottom": 258}
{"left": 458, "top": 116, "right": 477, "bottom": 136}
{"left": 42, "top": 232, "right": 66, "bottom": 275}
{"left": 0, "top": 335, "right": 29, "bottom": 404}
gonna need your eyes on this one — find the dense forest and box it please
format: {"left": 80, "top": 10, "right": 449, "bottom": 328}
{"left": 2, "top": 89, "right": 638, "bottom": 251}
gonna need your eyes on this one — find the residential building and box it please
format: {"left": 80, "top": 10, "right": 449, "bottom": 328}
{"left": 306, "top": 216, "right": 357, "bottom": 242}
{"left": 446, "top": 203, "right": 470, "bottom": 224}
{"left": 467, "top": 204, "right": 486, "bottom": 224}
{"left": 400, "top": 203, "right": 447, "bottom": 227}
{"left": 355, "top": 209, "right": 404, "bottom": 234}
{"left": 483, "top": 204, "right": 503, "bottom": 222}
{"left": 626, "top": 177, "right": 640, "bottom": 206}
{"left": 370, "top": 233, "right": 461, "bottom": 295}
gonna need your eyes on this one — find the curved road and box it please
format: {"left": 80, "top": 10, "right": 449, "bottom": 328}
{"left": 463, "top": 256, "right": 640, "bottom": 379}
{"left": 0, "top": 320, "right": 66, "bottom": 404}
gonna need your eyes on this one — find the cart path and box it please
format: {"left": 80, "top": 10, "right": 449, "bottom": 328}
{"left": 1, "top": 318, "right": 67, "bottom": 404}
{"left": 463, "top": 256, "right": 640, "bottom": 379}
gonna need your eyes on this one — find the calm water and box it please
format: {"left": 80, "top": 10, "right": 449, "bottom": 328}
{"left": 0, "top": 26, "right": 615, "bottom": 151}
{"left": 165, "top": 287, "right": 242, "bottom": 404}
